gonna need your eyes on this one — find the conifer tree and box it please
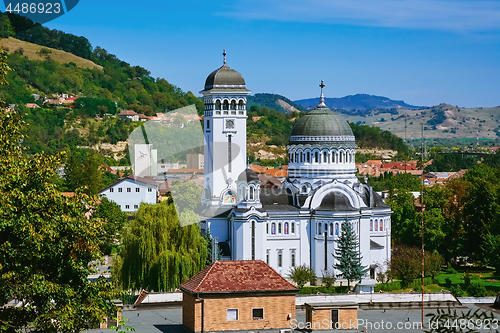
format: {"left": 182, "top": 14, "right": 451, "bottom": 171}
{"left": 333, "top": 219, "right": 366, "bottom": 288}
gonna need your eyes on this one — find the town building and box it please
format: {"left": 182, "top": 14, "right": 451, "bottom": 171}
{"left": 197, "top": 52, "right": 392, "bottom": 282}
{"left": 180, "top": 260, "right": 297, "bottom": 332}
{"left": 99, "top": 175, "right": 158, "bottom": 212}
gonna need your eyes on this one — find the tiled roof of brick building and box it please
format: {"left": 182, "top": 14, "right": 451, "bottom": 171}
{"left": 180, "top": 260, "right": 297, "bottom": 294}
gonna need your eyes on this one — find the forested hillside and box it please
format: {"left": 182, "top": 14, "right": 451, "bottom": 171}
{"left": 0, "top": 11, "right": 203, "bottom": 115}
{"left": 0, "top": 10, "right": 410, "bottom": 163}
{"left": 247, "top": 93, "right": 306, "bottom": 113}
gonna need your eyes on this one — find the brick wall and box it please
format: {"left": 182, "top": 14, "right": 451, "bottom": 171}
{"left": 339, "top": 308, "right": 357, "bottom": 329}
{"left": 306, "top": 306, "right": 358, "bottom": 330}
{"left": 183, "top": 293, "right": 296, "bottom": 332}
{"left": 182, "top": 292, "right": 202, "bottom": 332}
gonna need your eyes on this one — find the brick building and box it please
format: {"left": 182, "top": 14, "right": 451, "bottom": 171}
{"left": 180, "top": 260, "right": 298, "bottom": 332}
{"left": 304, "top": 302, "right": 358, "bottom": 330}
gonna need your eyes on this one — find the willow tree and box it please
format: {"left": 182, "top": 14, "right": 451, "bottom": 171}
{"left": 117, "top": 201, "right": 207, "bottom": 292}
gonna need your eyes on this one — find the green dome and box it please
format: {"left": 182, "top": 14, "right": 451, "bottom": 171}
{"left": 203, "top": 65, "right": 248, "bottom": 92}
{"left": 289, "top": 106, "right": 355, "bottom": 145}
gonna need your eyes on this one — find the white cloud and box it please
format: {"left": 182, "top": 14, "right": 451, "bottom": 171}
{"left": 218, "top": 0, "right": 500, "bottom": 32}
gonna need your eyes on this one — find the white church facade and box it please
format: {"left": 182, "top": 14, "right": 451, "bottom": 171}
{"left": 197, "top": 52, "right": 392, "bottom": 282}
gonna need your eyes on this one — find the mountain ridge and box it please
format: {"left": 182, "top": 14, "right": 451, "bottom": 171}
{"left": 295, "top": 93, "right": 425, "bottom": 111}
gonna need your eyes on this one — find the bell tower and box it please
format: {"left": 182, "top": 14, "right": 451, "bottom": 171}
{"left": 200, "top": 50, "right": 251, "bottom": 210}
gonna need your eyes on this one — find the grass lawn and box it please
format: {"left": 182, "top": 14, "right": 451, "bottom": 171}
{"left": 378, "top": 269, "right": 500, "bottom": 296}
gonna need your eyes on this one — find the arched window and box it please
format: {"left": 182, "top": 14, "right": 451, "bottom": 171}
{"left": 324, "top": 151, "right": 328, "bottom": 163}
{"left": 375, "top": 219, "right": 378, "bottom": 231}
{"left": 318, "top": 223, "right": 322, "bottom": 234}
{"left": 370, "top": 219, "right": 373, "bottom": 231}
{"left": 284, "top": 222, "right": 289, "bottom": 234}
{"left": 278, "top": 223, "right": 282, "bottom": 234}
{"left": 302, "top": 186, "right": 307, "bottom": 193}
{"left": 215, "top": 100, "right": 221, "bottom": 110}
{"left": 339, "top": 151, "right": 343, "bottom": 163}
{"left": 315, "top": 151, "right": 319, "bottom": 163}
{"left": 271, "top": 223, "right": 276, "bottom": 235}
{"left": 329, "top": 223, "right": 333, "bottom": 236}
{"left": 223, "top": 100, "right": 229, "bottom": 110}
{"left": 249, "top": 186, "right": 254, "bottom": 200}
{"left": 295, "top": 152, "right": 298, "bottom": 163}
{"left": 291, "top": 222, "right": 295, "bottom": 233}
{"left": 230, "top": 100, "right": 236, "bottom": 110}
{"left": 307, "top": 151, "right": 310, "bottom": 163}
{"left": 380, "top": 219, "right": 383, "bottom": 231}
{"left": 238, "top": 100, "right": 244, "bottom": 110}
{"left": 335, "top": 223, "right": 339, "bottom": 235}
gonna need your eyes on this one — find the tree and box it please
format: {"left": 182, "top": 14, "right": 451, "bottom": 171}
{"left": 0, "top": 113, "right": 118, "bottom": 330}
{"left": 116, "top": 201, "right": 207, "bottom": 292}
{"left": 169, "top": 180, "right": 202, "bottom": 215}
{"left": 390, "top": 246, "right": 421, "bottom": 287}
{"left": 386, "top": 188, "right": 420, "bottom": 247}
{"left": 94, "top": 197, "right": 127, "bottom": 250}
{"left": 424, "top": 252, "right": 443, "bottom": 280}
{"left": 288, "top": 264, "right": 316, "bottom": 288}
{"left": 333, "top": 220, "right": 366, "bottom": 288}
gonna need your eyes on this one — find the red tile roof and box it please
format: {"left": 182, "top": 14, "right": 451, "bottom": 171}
{"left": 249, "top": 165, "right": 268, "bottom": 174}
{"left": 265, "top": 169, "right": 287, "bottom": 177}
{"left": 118, "top": 110, "right": 138, "bottom": 116}
{"left": 180, "top": 260, "right": 297, "bottom": 294}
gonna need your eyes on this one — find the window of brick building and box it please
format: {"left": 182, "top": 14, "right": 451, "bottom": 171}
{"left": 252, "top": 308, "right": 264, "bottom": 320}
{"left": 227, "top": 309, "right": 238, "bottom": 321}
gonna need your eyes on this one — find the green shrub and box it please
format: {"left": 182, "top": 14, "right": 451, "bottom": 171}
{"left": 288, "top": 264, "right": 316, "bottom": 288}
{"left": 467, "top": 281, "right": 486, "bottom": 297}
{"left": 449, "top": 284, "right": 465, "bottom": 297}
{"left": 445, "top": 264, "right": 457, "bottom": 274}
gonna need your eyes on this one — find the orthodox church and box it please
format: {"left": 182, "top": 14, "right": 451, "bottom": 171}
{"left": 197, "top": 52, "right": 392, "bottom": 281}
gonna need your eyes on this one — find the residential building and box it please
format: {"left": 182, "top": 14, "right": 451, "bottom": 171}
{"left": 99, "top": 175, "right": 158, "bottom": 212}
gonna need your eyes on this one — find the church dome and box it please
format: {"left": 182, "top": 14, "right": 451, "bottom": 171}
{"left": 202, "top": 50, "right": 249, "bottom": 92}
{"left": 290, "top": 107, "right": 354, "bottom": 138}
{"left": 289, "top": 81, "right": 355, "bottom": 146}
{"left": 238, "top": 167, "right": 260, "bottom": 183}
{"left": 204, "top": 66, "right": 246, "bottom": 90}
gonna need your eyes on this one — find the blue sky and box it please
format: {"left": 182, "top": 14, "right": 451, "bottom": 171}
{"left": 6, "top": 0, "right": 500, "bottom": 107}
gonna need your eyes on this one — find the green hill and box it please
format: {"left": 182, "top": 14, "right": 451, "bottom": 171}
{"left": 247, "top": 93, "right": 306, "bottom": 113}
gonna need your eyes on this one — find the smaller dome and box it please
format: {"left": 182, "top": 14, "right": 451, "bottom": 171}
{"left": 204, "top": 65, "right": 246, "bottom": 90}
{"left": 238, "top": 168, "right": 260, "bottom": 183}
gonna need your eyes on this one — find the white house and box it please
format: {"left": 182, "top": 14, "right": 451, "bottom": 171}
{"left": 99, "top": 175, "right": 158, "bottom": 212}
{"left": 196, "top": 53, "right": 392, "bottom": 282}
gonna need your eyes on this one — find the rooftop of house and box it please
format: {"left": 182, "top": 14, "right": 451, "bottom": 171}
{"left": 180, "top": 260, "right": 297, "bottom": 294}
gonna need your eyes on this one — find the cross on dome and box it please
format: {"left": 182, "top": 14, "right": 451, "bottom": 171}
{"left": 223, "top": 49, "right": 227, "bottom": 65}
{"left": 318, "top": 80, "right": 327, "bottom": 108}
